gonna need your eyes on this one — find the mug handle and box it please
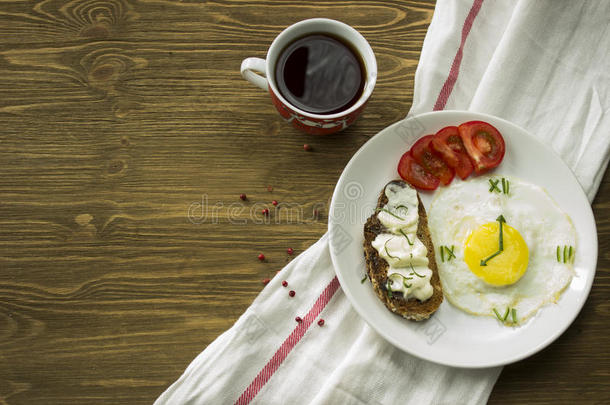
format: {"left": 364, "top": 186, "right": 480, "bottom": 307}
{"left": 240, "top": 57, "right": 268, "bottom": 90}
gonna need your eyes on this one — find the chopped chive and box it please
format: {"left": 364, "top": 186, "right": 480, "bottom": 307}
{"left": 399, "top": 229, "right": 413, "bottom": 246}
{"left": 410, "top": 263, "right": 425, "bottom": 278}
{"left": 384, "top": 239, "right": 399, "bottom": 259}
{"left": 361, "top": 274, "right": 367, "bottom": 283}
{"left": 395, "top": 204, "right": 409, "bottom": 212}
{"left": 385, "top": 246, "right": 398, "bottom": 259}
{"left": 563, "top": 245, "right": 567, "bottom": 263}
{"left": 386, "top": 280, "right": 393, "bottom": 298}
{"left": 500, "top": 178, "right": 510, "bottom": 194}
{"left": 440, "top": 245, "right": 456, "bottom": 261}
{"left": 403, "top": 279, "right": 412, "bottom": 289}
{"left": 377, "top": 208, "right": 404, "bottom": 220}
{"left": 494, "top": 307, "right": 518, "bottom": 325}
{"left": 497, "top": 215, "right": 506, "bottom": 251}
{"left": 480, "top": 250, "right": 501, "bottom": 266}
{"left": 488, "top": 178, "right": 501, "bottom": 193}
{"left": 569, "top": 246, "right": 574, "bottom": 263}
{"left": 481, "top": 215, "right": 504, "bottom": 266}
{"left": 446, "top": 245, "right": 456, "bottom": 260}
{"left": 557, "top": 245, "right": 561, "bottom": 262}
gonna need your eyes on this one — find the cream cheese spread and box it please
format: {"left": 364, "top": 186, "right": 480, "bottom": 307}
{"left": 372, "top": 183, "right": 433, "bottom": 301}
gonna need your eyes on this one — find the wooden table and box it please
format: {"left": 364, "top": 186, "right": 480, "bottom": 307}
{"left": 1, "top": 0, "right": 608, "bottom": 403}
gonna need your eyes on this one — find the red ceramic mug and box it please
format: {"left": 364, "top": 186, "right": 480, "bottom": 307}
{"left": 240, "top": 18, "right": 377, "bottom": 135}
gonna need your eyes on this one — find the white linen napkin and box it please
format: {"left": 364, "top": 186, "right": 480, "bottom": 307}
{"left": 413, "top": 0, "right": 610, "bottom": 203}
{"left": 156, "top": 1, "right": 610, "bottom": 404}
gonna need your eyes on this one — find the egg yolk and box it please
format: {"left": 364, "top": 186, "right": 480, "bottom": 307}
{"left": 464, "top": 222, "right": 529, "bottom": 286}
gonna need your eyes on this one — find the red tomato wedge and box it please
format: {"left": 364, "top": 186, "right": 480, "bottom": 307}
{"left": 397, "top": 150, "right": 440, "bottom": 190}
{"left": 410, "top": 134, "right": 454, "bottom": 186}
{"left": 458, "top": 121, "right": 505, "bottom": 174}
{"left": 431, "top": 126, "right": 474, "bottom": 180}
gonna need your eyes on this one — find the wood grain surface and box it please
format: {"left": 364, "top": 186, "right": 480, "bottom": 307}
{"left": 0, "top": 0, "right": 608, "bottom": 404}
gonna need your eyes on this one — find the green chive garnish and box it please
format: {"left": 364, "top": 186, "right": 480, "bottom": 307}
{"left": 377, "top": 208, "right": 404, "bottom": 220}
{"left": 446, "top": 245, "right": 456, "bottom": 260}
{"left": 386, "top": 280, "right": 393, "bottom": 298}
{"left": 489, "top": 178, "right": 501, "bottom": 193}
{"left": 361, "top": 274, "right": 367, "bottom": 283}
{"left": 556, "top": 245, "right": 575, "bottom": 263}
{"left": 384, "top": 239, "right": 398, "bottom": 259}
{"left": 494, "top": 307, "right": 517, "bottom": 325}
{"left": 440, "top": 245, "right": 456, "bottom": 262}
{"left": 395, "top": 204, "right": 409, "bottom": 212}
{"left": 497, "top": 215, "right": 505, "bottom": 251}
{"left": 403, "top": 279, "right": 412, "bottom": 289}
{"left": 399, "top": 229, "right": 413, "bottom": 246}
{"left": 481, "top": 216, "right": 506, "bottom": 266}
{"left": 480, "top": 250, "right": 501, "bottom": 266}
{"left": 410, "top": 263, "right": 425, "bottom": 278}
{"left": 499, "top": 178, "right": 510, "bottom": 194}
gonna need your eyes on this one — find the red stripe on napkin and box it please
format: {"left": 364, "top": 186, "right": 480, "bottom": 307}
{"left": 433, "top": 0, "right": 484, "bottom": 110}
{"left": 234, "top": 276, "right": 341, "bottom": 405}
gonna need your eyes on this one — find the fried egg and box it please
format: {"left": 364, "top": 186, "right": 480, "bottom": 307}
{"left": 428, "top": 175, "right": 576, "bottom": 325}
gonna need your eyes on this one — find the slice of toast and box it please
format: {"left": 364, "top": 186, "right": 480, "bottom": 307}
{"left": 363, "top": 180, "right": 443, "bottom": 321}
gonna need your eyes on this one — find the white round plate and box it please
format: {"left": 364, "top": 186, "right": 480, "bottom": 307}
{"left": 328, "top": 110, "right": 597, "bottom": 368}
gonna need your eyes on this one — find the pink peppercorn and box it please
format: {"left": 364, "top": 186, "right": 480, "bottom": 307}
{"left": 239, "top": 193, "right": 247, "bottom": 201}
{"left": 272, "top": 200, "right": 278, "bottom": 206}
{"left": 295, "top": 316, "right": 302, "bottom": 323}
{"left": 258, "top": 253, "right": 265, "bottom": 261}
{"left": 286, "top": 247, "right": 294, "bottom": 255}
{"left": 262, "top": 278, "right": 271, "bottom": 285}
{"left": 289, "top": 290, "right": 295, "bottom": 297}
{"left": 303, "top": 144, "right": 312, "bottom": 151}
{"left": 318, "top": 319, "right": 325, "bottom": 326}
{"left": 262, "top": 208, "right": 269, "bottom": 216}
{"left": 282, "top": 280, "right": 288, "bottom": 287}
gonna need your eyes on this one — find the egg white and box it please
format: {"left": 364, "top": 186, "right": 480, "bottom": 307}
{"left": 428, "top": 175, "right": 576, "bottom": 324}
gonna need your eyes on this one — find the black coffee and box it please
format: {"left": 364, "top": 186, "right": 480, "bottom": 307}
{"left": 275, "top": 34, "right": 365, "bottom": 115}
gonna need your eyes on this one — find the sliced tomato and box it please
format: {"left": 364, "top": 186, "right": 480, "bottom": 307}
{"left": 410, "top": 134, "right": 454, "bottom": 185}
{"left": 397, "top": 150, "right": 440, "bottom": 190}
{"left": 458, "top": 121, "right": 505, "bottom": 174}
{"left": 431, "top": 126, "right": 474, "bottom": 180}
